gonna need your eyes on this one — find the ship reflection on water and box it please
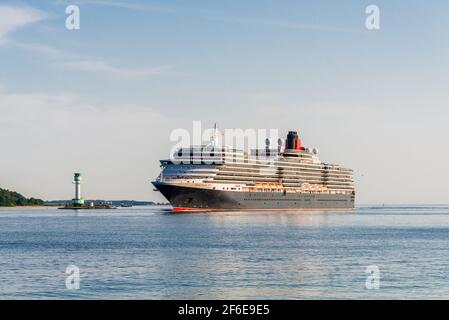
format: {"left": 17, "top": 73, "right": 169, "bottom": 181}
{"left": 153, "top": 209, "right": 355, "bottom": 299}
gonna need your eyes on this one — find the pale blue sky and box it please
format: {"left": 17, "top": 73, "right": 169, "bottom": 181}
{"left": 1, "top": 1, "right": 448, "bottom": 203}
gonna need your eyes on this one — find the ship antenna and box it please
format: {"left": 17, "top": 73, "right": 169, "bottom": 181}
{"left": 209, "top": 122, "right": 218, "bottom": 147}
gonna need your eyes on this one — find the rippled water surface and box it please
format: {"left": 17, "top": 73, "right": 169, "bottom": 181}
{"left": 1, "top": 205, "right": 449, "bottom": 299}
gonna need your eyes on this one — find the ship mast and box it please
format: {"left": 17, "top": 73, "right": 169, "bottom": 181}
{"left": 209, "top": 123, "right": 219, "bottom": 147}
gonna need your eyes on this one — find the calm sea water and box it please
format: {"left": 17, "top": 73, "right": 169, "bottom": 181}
{"left": 1, "top": 205, "right": 449, "bottom": 300}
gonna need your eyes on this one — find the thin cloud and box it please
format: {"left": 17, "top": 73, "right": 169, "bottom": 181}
{"left": 76, "top": 0, "right": 358, "bottom": 34}
{"left": 8, "top": 38, "right": 174, "bottom": 78}
{"left": 0, "top": 4, "right": 174, "bottom": 79}
{"left": 73, "top": 0, "right": 177, "bottom": 14}
{"left": 208, "top": 16, "right": 360, "bottom": 34}
{"left": 9, "top": 40, "right": 173, "bottom": 78}
{"left": 9, "top": 40, "right": 71, "bottom": 59}
{"left": 0, "top": 5, "right": 47, "bottom": 43}
{"left": 61, "top": 60, "right": 174, "bottom": 78}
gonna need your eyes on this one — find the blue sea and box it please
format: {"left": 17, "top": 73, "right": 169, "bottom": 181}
{"left": 1, "top": 205, "right": 449, "bottom": 299}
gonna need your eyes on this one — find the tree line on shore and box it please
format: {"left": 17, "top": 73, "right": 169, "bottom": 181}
{"left": 0, "top": 188, "right": 44, "bottom": 207}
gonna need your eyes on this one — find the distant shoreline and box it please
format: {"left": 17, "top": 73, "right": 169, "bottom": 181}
{"left": 0, "top": 205, "right": 55, "bottom": 210}
{"left": 0, "top": 203, "right": 169, "bottom": 209}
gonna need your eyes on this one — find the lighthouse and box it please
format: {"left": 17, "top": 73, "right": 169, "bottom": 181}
{"left": 72, "top": 173, "right": 84, "bottom": 206}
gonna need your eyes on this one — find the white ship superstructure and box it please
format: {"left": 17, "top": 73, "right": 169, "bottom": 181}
{"left": 153, "top": 130, "right": 355, "bottom": 211}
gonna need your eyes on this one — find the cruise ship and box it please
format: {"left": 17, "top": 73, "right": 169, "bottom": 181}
{"left": 152, "top": 128, "right": 355, "bottom": 211}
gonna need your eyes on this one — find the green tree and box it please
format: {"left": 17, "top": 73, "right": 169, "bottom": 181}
{"left": 0, "top": 188, "right": 44, "bottom": 207}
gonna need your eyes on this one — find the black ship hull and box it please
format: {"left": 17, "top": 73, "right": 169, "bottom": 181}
{"left": 152, "top": 182, "right": 355, "bottom": 212}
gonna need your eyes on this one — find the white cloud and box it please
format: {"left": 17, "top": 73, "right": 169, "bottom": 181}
{"left": 0, "top": 5, "right": 47, "bottom": 43}
{"left": 61, "top": 60, "right": 174, "bottom": 78}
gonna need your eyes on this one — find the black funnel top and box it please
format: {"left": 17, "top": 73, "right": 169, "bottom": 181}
{"left": 287, "top": 131, "right": 298, "bottom": 150}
